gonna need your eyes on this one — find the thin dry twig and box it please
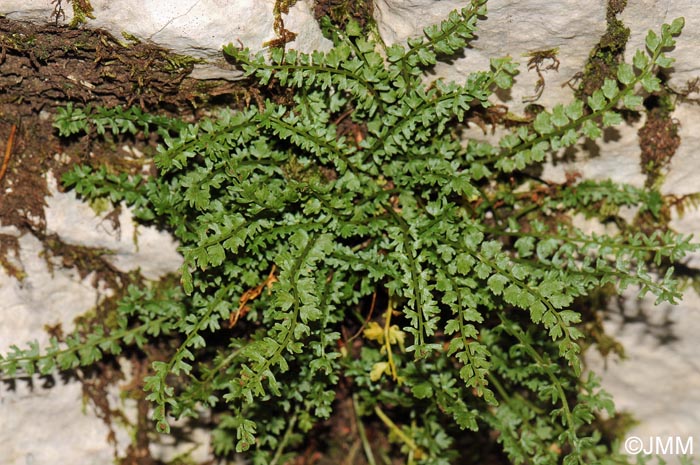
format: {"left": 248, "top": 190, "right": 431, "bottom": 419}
{"left": 347, "top": 291, "right": 377, "bottom": 343}
{"left": 229, "top": 264, "right": 278, "bottom": 328}
{"left": 0, "top": 124, "right": 17, "bottom": 184}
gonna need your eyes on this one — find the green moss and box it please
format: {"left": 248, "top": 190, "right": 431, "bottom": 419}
{"left": 264, "top": 0, "right": 301, "bottom": 48}
{"left": 50, "top": 0, "right": 95, "bottom": 27}
{"left": 88, "top": 197, "right": 112, "bottom": 216}
{"left": 0, "top": 32, "right": 37, "bottom": 50}
{"left": 69, "top": 0, "right": 96, "bottom": 27}
{"left": 120, "top": 31, "right": 141, "bottom": 46}
{"left": 0, "top": 234, "right": 25, "bottom": 281}
{"left": 608, "top": 0, "right": 627, "bottom": 16}
{"left": 315, "top": 0, "right": 376, "bottom": 33}
{"left": 576, "top": 1, "right": 630, "bottom": 99}
{"left": 160, "top": 52, "right": 205, "bottom": 72}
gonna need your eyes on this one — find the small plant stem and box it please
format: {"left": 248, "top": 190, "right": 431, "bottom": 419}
{"left": 498, "top": 315, "right": 578, "bottom": 458}
{"left": 386, "top": 207, "right": 427, "bottom": 354}
{"left": 353, "top": 394, "right": 377, "bottom": 465}
{"left": 201, "top": 347, "right": 243, "bottom": 385}
{"left": 0, "top": 317, "right": 168, "bottom": 377}
{"left": 0, "top": 124, "right": 17, "bottom": 183}
{"left": 488, "top": 372, "right": 545, "bottom": 414}
{"left": 373, "top": 405, "right": 421, "bottom": 456}
{"left": 383, "top": 297, "right": 399, "bottom": 381}
{"left": 486, "top": 372, "right": 511, "bottom": 403}
{"left": 270, "top": 413, "right": 298, "bottom": 465}
{"left": 341, "top": 440, "right": 362, "bottom": 465}
{"left": 347, "top": 291, "right": 377, "bottom": 343}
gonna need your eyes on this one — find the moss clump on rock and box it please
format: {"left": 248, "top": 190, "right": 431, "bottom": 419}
{"left": 576, "top": 1, "right": 630, "bottom": 99}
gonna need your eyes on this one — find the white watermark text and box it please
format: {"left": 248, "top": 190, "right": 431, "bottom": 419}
{"left": 624, "top": 436, "right": 694, "bottom": 456}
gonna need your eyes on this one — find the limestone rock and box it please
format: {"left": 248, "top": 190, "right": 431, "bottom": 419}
{"left": 541, "top": 121, "right": 648, "bottom": 187}
{"left": 586, "top": 288, "right": 700, "bottom": 461}
{"left": 0, "top": 172, "right": 183, "bottom": 465}
{"left": 0, "top": 377, "right": 121, "bottom": 465}
{"left": 621, "top": 0, "right": 700, "bottom": 96}
{"left": 43, "top": 173, "right": 182, "bottom": 281}
{"left": 539, "top": 101, "right": 700, "bottom": 269}
{"left": 0, "top": 0, "right": 59, "bottom": 24}
{"left": 0, "top": 228, "right": 125, "bottom": 465}
{"left": 1, "top": 0, "right": 332, "bottom": 79}
{"left": 375, "top": 0, "right": 608, "bottom": 114}
{"left": 664, "top": 106, "right": 700, "bottom": 197}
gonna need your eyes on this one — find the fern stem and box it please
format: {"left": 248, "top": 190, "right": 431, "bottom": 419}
{"left": 353, "top": 394, "right": 378, "bottom": 465}
{"left": 485, "top": 45, "right": 667, "bottom": 169}
{"left": 498, "top": 315, "right": 579, "bottom": 461}
{"left": 382, "top": 297, "right": 400, "bottom": 382}
{"left": 373, "top": 405, "right": 422, "bottom": 456}
{"left": 386, "top": 207, "right": 427, "bottom": 355}
{"left": 0, "top": 317, "right": 168, "bottom": 377}
{"left": 269, "top": 413, "right": 298, "bottom": 465}
{"left": 244, "top": 233, "right": 319, "bottom": 391}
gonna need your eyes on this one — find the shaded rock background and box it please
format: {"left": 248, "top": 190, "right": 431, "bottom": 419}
{"left": 586, "top": 290, "right": 700, "bottom": 462}
{"left": 1, "top": 0, "right": 699, "bottom": 463}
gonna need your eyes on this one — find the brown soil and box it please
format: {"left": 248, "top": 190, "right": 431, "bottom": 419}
{"left": 0, "top": 17, "right": 249, "bottom": 240}
{"left": 313, "top": 0, "right": 375, "bottom": 31}
{"left": 0, "top": 16, "right": 251, "bottom": 465}
{"left": 638, "top": 107, "right": 680, "bottom": 188}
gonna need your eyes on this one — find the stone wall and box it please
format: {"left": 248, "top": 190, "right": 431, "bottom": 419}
{"left": 1, "top": 1, "right": 699, "bottom": 463}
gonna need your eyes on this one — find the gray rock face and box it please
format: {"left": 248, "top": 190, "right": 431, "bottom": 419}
{"left": 586, "top": 289, "right": 700, "bottom": 462}
{"left": 378, "top": 0, "right": 608, "bottom": 113}
{"left": 0, "top": 174, "right": 187, "bottom": 464}
{"left": 0, "top": 232, "right": 117, "bottom": 465}
{"left": 1, "top": 1, "right": 700, "bottom": 464}
{"left": 1, "top": 0, "right": 332, "bottom": 79}
{"left": 622, "top": 0, "right": 700, "bottom": 95}
{"left": 1, "top": 377, "right": 120, "bottom": 465}
{"left": 2, "top": 0, "right": 331, "bottom": 55}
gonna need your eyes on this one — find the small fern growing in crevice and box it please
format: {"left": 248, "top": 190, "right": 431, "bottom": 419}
{"left": 2, "top": 1, "right": 695, "bottom": 463}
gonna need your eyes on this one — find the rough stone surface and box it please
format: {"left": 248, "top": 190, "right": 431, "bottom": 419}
{"left": 0, "top": 173, "right": 183, "bottom": 465}
{"left": 622, "top": 0, "right": 700, "bottom": 96}
{"left": 0, "top": 227, "right": 123, "bottom": 465}
{"left": 587, "top": 289, "right": 700, "bottom": 463}
{"left": 43, "top": 174, "right": 182, "bottom": 281}
{"left": 663, "top": 104, "right": 700, "bottom": 269}
{"left": 1, "top": 1, "right": 700, "bottom": 463}
{"left": 1, "top": 0, "right": 332, "bottom": 79}
{"left": 0, "top": 376, "right": 121, "bottom": 465}
{"left": 664, "top": 106, "right": 700, "bottom": 197}
{"left": 377, "top": 0, "right": 608, "bottom": 113}
{"left": 541, "top": 122, "right": 648, "bottom": 187}
{"left": 539, "top": 101, "right": 700, "bottom": 269}
{"left": 2, "top": 0, "right": 331, "bottom": 55}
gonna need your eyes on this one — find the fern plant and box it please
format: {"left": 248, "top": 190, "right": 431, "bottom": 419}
{"left": 1, "top": 1, "right": 695, "bottom": 464}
